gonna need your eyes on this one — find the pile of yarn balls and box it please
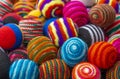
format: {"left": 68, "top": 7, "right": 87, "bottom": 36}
{"left": 0, "top": 0, "right": 120, "bottom": 79}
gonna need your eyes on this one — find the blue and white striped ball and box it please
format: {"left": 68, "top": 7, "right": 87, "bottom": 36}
{"left": 9, "top": 59, "right": 39, "bottom": 79}
{"left": 60, "top": 37, "right": 88, "bottom": 67}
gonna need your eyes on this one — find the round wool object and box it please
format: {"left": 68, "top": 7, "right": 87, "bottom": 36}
{"left": 108, "top": 34, "right": 120, "bottom": 43}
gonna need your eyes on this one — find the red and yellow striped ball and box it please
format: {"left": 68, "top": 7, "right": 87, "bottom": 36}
{"left": 27, "top": 36, "right": 58, "bottom": 65}
{"left": 88, "top": 41, "right": 117, "bottom": 69}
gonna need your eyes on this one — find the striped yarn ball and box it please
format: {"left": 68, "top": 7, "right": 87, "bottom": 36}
{"left": 27, "top": 36, "right": 58, "bottom": 65}
{"left": 96, "top": 0, "right": 119, "bottom": 13}
{"left": 39, "top": 59, "right": 70, "bottom": 79}
{"left": 72, "top": 62, "right": 101, "bottom": 79}
{"left": 106, "top": 61, "right": 120, "bottom": 79}
{"left": 108, "top": 34, "right": 120, "bottom": 43}
{"left": 37, "top": 0, "right": 64, "bottom": 18}
{"left": 19, "top": 19, "right": 44, "bottom": 46}
{"left": 9, "top": 59, "right": 39, "bottom": 79}
{"left": 88, "top": 41, "right": 117, "bottom": 69}
{"left": 104, "top": 14, "right": 120, "bottom": 37}
{"left": 63, "top": 1, "right": 89, "bottom": 27}
{"left": 0, "top": 0, "right": 13, "bottom": 17}
{"left": 60, "top": 37, "right": 88, "bottom": 67}
{"left": 48, "top": 17, "right": 78, "bottom": 47}
{"left": 78, "top": 24, "right": 105, "bottom": 47}
{"left": 89, "top": 4, "right": 116, "bottom": 28}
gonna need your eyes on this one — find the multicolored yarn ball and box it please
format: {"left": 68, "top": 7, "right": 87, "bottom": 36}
{"left": 78, "top": 24, "right": 105, "bottom": 47}
{"left": 107, "top": 34, "right": 120, "bottom": 43}
{"left": 43, "top": 18, "right": 57, "bottom": 36}
{"left": 63, "top": 1, "right": 89, "bottom": 27}
{"left": 104, "top": 14, "right": 120, "bottom": 37}
{"left": 0, "top": 23, "right": 23, "bottom": 50}
{"left": 0, "top": 0, "right": 13, "bottom": 17}
{"left": 19, "top": 0, "right": 37, "bottom": 5}
{"left": 27, "top": 36, "right": 58, "bottom": 65}
{"left": 19, "top": 19, "right": 44, "bottom": 46}
{"left": 89, "top": 4, "right": 116, "bottom": 28}
{"left": 106, "top": 61, "right": 120, "bottom": 79}
{"left": 0, "top": 47, "right": 11, "bottom": 79}
{"left": 96, "top": 0, "right": 119, "bottom": 13}
{"left": 88, "top": 41, "right": 117, "bottom": 69}
{"left": 60, "top": 37, "right": 88, "bottom": 67}
{"left": 72, "top": 62, "right": 101, "bottom": 79}
{"left": 48, "top": 17, "right": 78, "bottom": 47}
{"left": 13, "top": 1, "right": 35, "bottom": 17}
{"left": 9, "top": 59, "right": 39, "bottom": 79}
{"left": 2, "top": 13, "right": 23, "bottom": 25}
{"left": 8, "top": 48, "right": 28, "bottom": 62}
{"left": 39, "top": 59, "right": 70, "bottom": 79}
{"left": 37, "top": 0, "right": 64, "bottom": 18}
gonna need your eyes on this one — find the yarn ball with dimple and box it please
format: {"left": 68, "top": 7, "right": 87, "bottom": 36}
{"left": 88, "top": 41, "right": 117, "bottom": 69}
{"left": 63, "top": 1, "right": 89, "bottom": 27}
{"left": 27, "top": 36, "right": 58, "bottom": 65}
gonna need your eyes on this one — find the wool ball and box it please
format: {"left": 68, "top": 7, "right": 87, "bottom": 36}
{"left": 88, "top": 41, "right": 117, "bottom": 69}
{"left": 37, "top": 0, "right": 64, "bottom": 18}
{"left": 9, "top": 59, "right": 39, "bottom": 79}
{"left": 104, "top": 14, "right": 120, "bottom": 37}
{"left": 48, "top": 17, "right": 78, "bottom": 47}
{"left": 27, "top": 36, "right": 58, "bottom": 65}
{"left": 89, "top": 4, "right": 116, "bottom": 28}
{"left": 108, "top": 34, "right": 120, "bottom": 43}
{"left": 0, "top": 0, "right": 13, "bottom": 17}
{"left": 72, "top": 62, "right": 101, "bottom": 79}
{"left": 0, "top": 47, "right": 11, "bottom": 79}
{"left": 2, "top": 13, "right": 23, "bottom": 25}
{"left": 8, "top": 48, "right": 28, "bottom": 62}
{"left": 60, "top": 37, "right": 88, "bottom": 67}
{"left": 19, "top": 19, "right": 44, "bottom": 46}
{"left": 39, "top": 59, "right": 70, "bottom": 79}
{"left": 78, "top": 24, "right": 105, "bottom": 47}
{"left": 0, "top": 23, "right": 23, "bottom": 50}
{"left": 106, "top": 61, "right": 120, "bottom": 79}
{"left": 63, "top": 1, "right": 89, "bottom": 27}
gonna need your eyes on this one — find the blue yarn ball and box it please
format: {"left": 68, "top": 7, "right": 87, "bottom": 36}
{"left": 60, "top": 37, "right": 88, "bottom": 67}
{"left": 9, "top": 59, "right": 39, "bottom": 79}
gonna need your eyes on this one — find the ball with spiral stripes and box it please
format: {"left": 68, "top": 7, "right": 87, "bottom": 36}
{"left": 60, "top": 37, "right": 88, "bottom": 67}
{"left": 89, "top": 4, "right": 116, "bottom": 28}
{"left": 108, "top": 34, "right": 120, "bottom": 43}
{"left": 9, "top": 59, "right": 39, "bottom": 79}
{"left": 78, "top": 24, "right": 105, "bottom": 47}
{"left": 88, "top": 41, "right": 117, "bottom": 69}
{"left": 48, "top": 17, "right": 78, "bottom": 47}
{"left": 27, "top": 36, "right": 58, "bottom": 65}
{"left": 39, "top": 59, "right": 70, "bottom": 79}
{"left": 63, "top": 1, "right": 89, "bottom": 27}
{"left": 72, "top": 62, "right": 101, "bottom": 79}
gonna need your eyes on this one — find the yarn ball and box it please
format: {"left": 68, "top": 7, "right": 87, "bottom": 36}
{"left": 96, "top": 0, "right": 119, "bottom": 13}
{"left": 0, "top": 23, "right": 23, "bottom": 50}
{"left": 0, "top": 17, "right": 3, "bottom": 27}
{"left": 89, "top": 4, "right": 116, "bottom": 28}
{"left": 2, "top": 13, "right": 23, "bottom": 25}
{"left": 72, "top": 62, "right": 101, "bottom": 79}
{"left": 13, "top": 1, "right": 34, "bottom": 17}
{"left": 37, "top": 0, "right": 64, "bottom": 18}
{"left": 19, "top": 0, "right": 37, "bottom": 5}
{"left": 104, "top": 14, "right": 120, "bottom": 37}
{"left": 9, "top": 59, "right": 39, "bottom": 79}
{"left": 108, "top": 34, "right": 120, "bottom": 43}
{"left": 60, "top": 37, "right": 88, "bottom": 67}
{"left": 19, "top": 19, "right": 44, "bottom": 46}
{"left": 63, "top": 1, "right": 89, "bottom": 27}
{"left": 39, "top": 59, "right": 70, "bottom": 79}
{"left": 48, "top": 17, "right": 78, "bottom": 47}
{"left": 71, "top": 0, "right": 96, "bottom": 8}
{"left": 78, "top": 24, "right": 105, "bottom": 47}
{"left": 106, "top": 61, "right": 120, "bottom": 79}
{"left": 88, "top": 41, "right": 117, "bottom": 69}
{"left": 43, "top": 18, "right": 57, "bottom": 36}
{"left": 0, "top": 0, "right": 13, "bottom": 17}
{"left": 8, "top": 48, "right": 28, "bottom": 62}
{"left": 27, "top": 36, "right": 58, "bottom": 65}
{"left": 0, "top": 47, "right": 11, "bottom": 79}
